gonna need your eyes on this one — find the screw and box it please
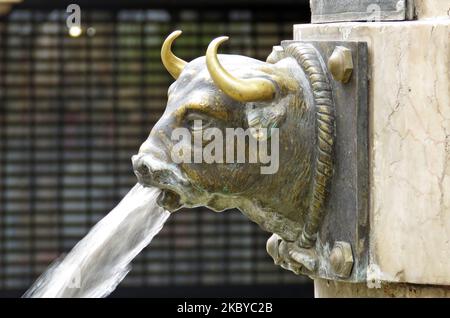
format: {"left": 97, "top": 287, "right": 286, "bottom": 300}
{"left": 327, "top": 46, "right": 353, "bottom": 83}
{"left": 330, "top": 241, "right": 353, "bottom": 278}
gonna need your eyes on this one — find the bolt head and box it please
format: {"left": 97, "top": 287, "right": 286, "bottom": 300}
{"left": 328, "top": 46, "right": 353, "bottom": 83}
{"left": 330, "top": 241, "right": 353, "bottom": 278}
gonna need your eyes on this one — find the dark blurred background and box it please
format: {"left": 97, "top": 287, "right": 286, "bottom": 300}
{"left": 0, "top": 0, "right": 313, "bottom": 297}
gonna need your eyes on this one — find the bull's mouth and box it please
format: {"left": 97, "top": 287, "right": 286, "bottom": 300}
{"left": 136, "top": 170, "right": 186, "bottom": 212}
{"left": 156, "top": 188, "right": 183, "bottom": 211}
{"left": 132, "top": 153, "right": 196, "bottom": 212}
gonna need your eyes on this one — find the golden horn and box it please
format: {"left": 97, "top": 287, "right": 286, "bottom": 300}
{"left": 206, "top": 36, "right": 276, "bottom": 102}
{"left": 161, "top": 30, "right": 187, "bottom": 79}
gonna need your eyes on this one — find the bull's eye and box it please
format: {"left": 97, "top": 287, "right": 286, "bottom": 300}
{"left": 185, "top": 113, "right": 212, "bottom": 132}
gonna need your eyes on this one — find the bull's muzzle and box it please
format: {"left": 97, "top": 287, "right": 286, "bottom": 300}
{"left": 132, "top": 153, "right": 186, "bottom": 212}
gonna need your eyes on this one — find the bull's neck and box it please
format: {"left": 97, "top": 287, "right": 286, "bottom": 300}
{"left": 237, "top": 197, "right": 302, "bottom": 242}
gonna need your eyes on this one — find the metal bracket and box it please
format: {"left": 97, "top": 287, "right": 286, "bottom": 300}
{"left": 268, "top": 40, "right": 369, "bottom": 282}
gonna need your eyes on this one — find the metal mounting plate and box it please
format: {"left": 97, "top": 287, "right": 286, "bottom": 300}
{"left": 281, "top": 40, "right": 369, "bottom": 282}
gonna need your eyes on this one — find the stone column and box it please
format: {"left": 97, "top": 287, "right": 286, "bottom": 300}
{"left": 295, "top": 1, "right": 450, "bottom": 297}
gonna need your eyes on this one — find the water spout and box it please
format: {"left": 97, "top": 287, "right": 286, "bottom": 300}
{"left": 24, "top": 183, "right": 170, "bottom": 298}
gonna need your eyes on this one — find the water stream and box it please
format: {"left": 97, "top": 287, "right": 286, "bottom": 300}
{"left": 23, "top": 183, "right": 170, "bottom": 298}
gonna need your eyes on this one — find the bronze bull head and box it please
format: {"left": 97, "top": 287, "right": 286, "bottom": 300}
{"left": 132, "top": 31, "right": 336, "bottom": 276}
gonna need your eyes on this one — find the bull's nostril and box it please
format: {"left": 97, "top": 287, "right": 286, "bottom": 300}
{"left": 138, "top": 163, "right": 151, "bottom": 177}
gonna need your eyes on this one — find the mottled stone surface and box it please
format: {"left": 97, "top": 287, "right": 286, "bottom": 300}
{"left": 310, "top": 0, "right": 407, "bottom": 23}
{"left": 314, "top": 278, "right": 450, "bottom": 298}
{"left": 414, "top": 0, "right": 450, "bottom": 20}
{"left": 295, "top": 20, "right": 450, "bottom": 286}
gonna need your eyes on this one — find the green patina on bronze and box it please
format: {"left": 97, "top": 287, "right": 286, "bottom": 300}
{"left": 133, "top": 32, "right": 369, "bottom": 282}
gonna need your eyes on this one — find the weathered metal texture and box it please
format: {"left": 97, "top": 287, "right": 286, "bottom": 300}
{"left": 133, "top": 32, "right": 368, "bottom": 283}
{"left": 318, "top": 41, "right": 368, "bottom": 282}
{"left": 269, "top": 42, "right": 337, "bottom": 249}
{"left": 272, "top": 40, "right": 369, "bottom": 282}
{"left": 134, "top": 33, "right": 335, "bottom": 245}
{"left": 310, "top": 0, "right": 414, "bottom": 23}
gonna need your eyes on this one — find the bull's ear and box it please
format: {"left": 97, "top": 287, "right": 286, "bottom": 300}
{"left": 245, "top": 103, "right": 286, "bottom": 140}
